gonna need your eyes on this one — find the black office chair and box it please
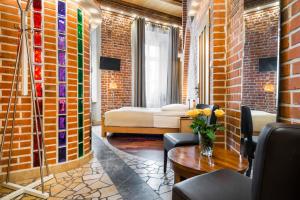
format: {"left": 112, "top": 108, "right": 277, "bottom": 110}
{"left": 163, "top": 104, "right": 219, "bottom": 173}
{"left": 240, "top": 105, "right": 258, "bottom": 176}
{"left": 172, "top": 123, "right": 300, "bottom": 200}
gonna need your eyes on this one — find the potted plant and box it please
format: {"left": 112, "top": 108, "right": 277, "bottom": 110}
{"left": 186, "top": 108, "right": 225, "bottom": 156}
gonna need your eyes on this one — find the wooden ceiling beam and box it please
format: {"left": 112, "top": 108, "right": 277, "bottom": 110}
{"left": 98, "top": 0, "right": 181, "bottom": 25}
{"left": 160, "top": 0, "right": 182, "bottom": 7}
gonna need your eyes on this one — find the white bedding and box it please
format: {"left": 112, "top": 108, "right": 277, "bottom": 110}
{"left": 251, "top": 110, "right": 276, "bottom": 132}
{"left": 104, "top": 107, "right": 187, "bottom": 128}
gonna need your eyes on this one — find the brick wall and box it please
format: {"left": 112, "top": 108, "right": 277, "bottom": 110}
{"left": 280, "top": 0, "right": 300, "bottom": 123}
{"left": 225, "top": 0, "right": 244, "bottom": 152}
{"left": 0, "top": 0, "right": 91, "bottom": 174}
{"left": 101, "top": 11, "right": 132, "bottom": 115}
{"left": 243, "top": 5, "right": 279, "bottom": 114}
{"left": 245, "top": 0, "right": 278, "bottom": 9}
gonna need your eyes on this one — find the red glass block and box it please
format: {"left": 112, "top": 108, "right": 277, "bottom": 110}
{"left": 34, "top": 12, "right": 42, "bottom": 29}
{"left": 33, "top": 117, "right": 42, "bottom": 132}
{"left": 35, "top": 83, "right": 43, "bottom": 97}
{"left": 34, "top": 48, "right": 42, "bottom": 63}
{"left": 33, "top": 150, "right": 43, "bottom": 167}
{"left": 34, "top": 65, "right": 42, "bottom": 80}
{"left": 34, "top": 31, "right": 42, "bottom": 46}
{"left": 33, "top": 0, "right": 42, "bottom": 11}
{"left": 33, "top": 134, "right": 42, "bottom": 150}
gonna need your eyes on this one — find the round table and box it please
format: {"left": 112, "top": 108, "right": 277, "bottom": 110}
{"left": 168, "top": 145, "right": 248, "bottom": 183}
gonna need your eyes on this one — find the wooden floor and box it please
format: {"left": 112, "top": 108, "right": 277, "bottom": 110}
{"left": 107, "top": 133, "right": 164, "bottom": 162}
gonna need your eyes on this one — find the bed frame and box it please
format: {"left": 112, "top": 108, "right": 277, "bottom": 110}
{"left": 101, "top": 118, "right": 179, "bottom": 137}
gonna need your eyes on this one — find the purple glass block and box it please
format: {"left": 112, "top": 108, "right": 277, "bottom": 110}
{"left": 59, "top": 83, "right": 66, "bottom": 97}
{"left": 59, "top": 67, "right": 66, "bottom": 81}
{"left": 58, "top": 147, "right": 66, "bottom": 162}
{"left": 58, "top": 1, "right": 66, "bottom": 17}
{"left": 58, "top": 50, "right": 66, "bottom": 66}
{"left": 59, "top": 116, "right": 66, "bottom": 130}
{"left": 59, "top": 99, "right": 66, "bottom": 114}
{"left": 58, "top": 18, "right": 66, "bottom": 33}
{"left": 58, "top": 34, "right": 66, "bottom": 50}
{"left": 59, "top": 131, "right": 66, "bottom": 146}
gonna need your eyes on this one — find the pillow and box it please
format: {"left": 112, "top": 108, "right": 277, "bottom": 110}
{"left": 161, "top": 104, "right": 189, "bottom": 111}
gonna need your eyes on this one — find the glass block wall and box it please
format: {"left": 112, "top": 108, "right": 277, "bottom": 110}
{"left": 77, "top": 9, "right": 84, "bottom": 158}
{"left": 57, "top": 0, "right": 67, "bottom": 163}
{"left": 32, "top": 0, "right": 44, "bottom": 167}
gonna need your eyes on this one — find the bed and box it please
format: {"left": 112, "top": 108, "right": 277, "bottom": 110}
{"left": 101, "top": 105, "right": 188, "bottom": 137}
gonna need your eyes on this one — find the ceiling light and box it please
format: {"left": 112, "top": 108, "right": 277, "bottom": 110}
{"left": 191, "top": 1, "right": 199, "bottom": 7}
{"left": 132, "top": 14, "right": 137, "bottom": 18}
{"left": 188, "top": 9, "right": 196, "bottom": 16}
{"left": 88, "top": 8, "right": 99, "bottom": 14}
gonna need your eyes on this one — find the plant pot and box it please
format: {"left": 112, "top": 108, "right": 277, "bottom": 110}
{"left": 198, "top": 133, "right": 213, "bottom": 157}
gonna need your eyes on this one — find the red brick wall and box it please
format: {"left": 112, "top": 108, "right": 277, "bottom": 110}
{"left": 225, "top": 0, "right": 244, "bottom": 152}
{"left": 101, "top": 11, "right": 132, "bottom": 115}
{"left": 280, "top": 0, "right": 300, "bottom": 123}
{"left": 243, "top": 6, "right": 279, "bottom": 114}
{"left": 0, "top": 0, "right": 91, "bottom": 173}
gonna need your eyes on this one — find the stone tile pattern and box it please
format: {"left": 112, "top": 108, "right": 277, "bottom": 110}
{"left": 0, "top": 158, "right": 122, "bottom": 200}
{"left": 102, "top": 137, "right": 174, "bottom": 200}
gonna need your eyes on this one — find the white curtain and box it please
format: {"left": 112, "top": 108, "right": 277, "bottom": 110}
{"left": 145, "top": 24, "right": 170, "bottom": 108}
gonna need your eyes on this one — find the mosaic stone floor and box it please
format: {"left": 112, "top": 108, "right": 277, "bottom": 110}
{"left": 0, "top": 126, "right": 175, "bottom": 199}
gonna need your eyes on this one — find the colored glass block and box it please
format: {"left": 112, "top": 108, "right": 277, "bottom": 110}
{"left": 59, "top": 116, "right": 66, "bottom": 130}
{"left": 77, "top": 9, "right": 83, "bottom": 24}
{"left": 58, "top": 1, "right": 66, "bottom": 17}
{"left": 58, "top": 50, "right": 66, "bottom": 66}
{"left": 78, "top": 128, "right": 83, "bottom": 142}
{"left": 58, "top": 34, "right": 66, "bottom": 50}
{"left": 78, "top": 143, "right": 83, "bottom": 157}
{"left": 36, "top": 83, "right": 43, "bottom": 97}
{"left": 78, "top": 24, "right": 82, "bottom": 39}
{"left": 34, "top": 12, "right": 42, "bottom": 29}
{"left": 59, "top": 99, "right": 66, "bottom": 114}
{"left": 78, "top": 39, "right": 83, "bottom": 54}
{"left": 34, "top": 48, "right": 42, "bottom": 63}
{"left": 78, "top": 99, "right": 83, "bottom": 113}
{"left": 35, "top": 99, "right": 43, "bottom": 115}
{"left": 33, "top": 151, "right": 43, "bottom": 167}
{"left": 34, "top": 31, "right": 42, "bottom": 46}
{"left": 78, "top": 69, "right": 83, "bottom": 84}
{"left": 78, "top": 114, "right": 83, "bottom": 127}
{"left": 58, "top": 18, "right": 66, "bottom": 33}
{"left": 59, "top": 67, "right": 66, "bottom": 82}
{"left": 33, "top": 0, "right": 42, "bottom": 11}
{"left": 59, "top": 132, "right": 66, "bottom": 146}
{"left": 78, "top": 84, "right": 83, "bottom": 98}
{"left": 59, "top": 83, "right": 66, "bottom": 97}
{"left": 34, "top": 65, "right": 42, "bottom": 80}
{"left": 33, "top": 117, "right": 42, "bottom": 132}
{"left": 33, "top": 134, "right": 42, "bottom": 150}
{"left": 58, "top": 147, "right": 66, "bottom": 162}
{"left": 78, "top": 54, "right": 83, "bottom": 69}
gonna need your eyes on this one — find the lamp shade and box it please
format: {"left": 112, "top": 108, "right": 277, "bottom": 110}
{"left": 264, "top": 83, "right": 275, "bottom": 93}
{"left": 109, "top": 81, "right": 118, "bottom": 90}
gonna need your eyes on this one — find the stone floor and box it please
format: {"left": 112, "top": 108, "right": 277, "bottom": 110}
{"left": 0, "top": 126, "right": 175, "bottom": 199}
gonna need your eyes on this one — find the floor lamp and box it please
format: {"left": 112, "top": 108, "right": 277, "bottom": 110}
{"left": 0, "top": 0, "right": 53, "bottom": 199}
{"left": 109, "top": 81, "right": 118, "bottom": 109}
{"left": 264, "top": 83, "right": 275, "bottom": 113}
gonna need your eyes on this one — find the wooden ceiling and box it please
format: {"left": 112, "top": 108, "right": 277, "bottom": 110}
{"left": 99, "top": 0, "right": 182, "bottom": 25}
{"left": 120, "top": 0, "right": 182, "bottom": 17}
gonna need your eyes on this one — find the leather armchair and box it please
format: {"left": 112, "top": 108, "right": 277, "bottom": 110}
{"left": 240, "top": 105, "right": 258, "bottom": 176}
{"left": 172, "top": 123, "right": 300, "bottom": 200}
{"left": 163, "top": 104, "right": 219, "bottom": 173}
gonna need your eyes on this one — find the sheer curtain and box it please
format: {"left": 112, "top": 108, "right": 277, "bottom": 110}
{"left": 145, "top": 24, "right": 170, "bottom": 108}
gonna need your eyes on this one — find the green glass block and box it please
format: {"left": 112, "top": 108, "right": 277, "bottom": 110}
{"left": 77, "top": 9, "right": 83, "bottom": 24}
{"left": 78, "top": 99, "right": 83, "bottom": 113}
{"left": 78, "top": 69, "right": 83, "bottom": 84}
{"left": 78, "top": 113, "right": 83, "bottom": 128}
{"left": 78, "top": 142, "right": 83, "bottom": 157}
{"left": 78, "top": 54, "right": 83, "bottom": 69}
{"left": 78, "top": 84, "right": 83, "bottom": 98}
{"left": 78, "top": 128, "right": 83, "bottom": 142}
{"left": 78, "top": 24, "right": 82, "bottom": 39}
{"left": 78, "top": 39, "right": 83, "bottom": 54}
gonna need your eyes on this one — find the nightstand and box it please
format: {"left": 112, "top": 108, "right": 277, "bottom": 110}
{"left": 179, "top": 117, "right": 193, "bottom": 133}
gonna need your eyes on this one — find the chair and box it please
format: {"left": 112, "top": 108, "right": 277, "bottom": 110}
{"left": 240, "top": 105, "right": 258, "bottom": 176}
{"left": 172, "top": 123, "right": 300, "bottom": 200}
{"left": 163, "top": 104, "right": 219, "bottom": 173}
